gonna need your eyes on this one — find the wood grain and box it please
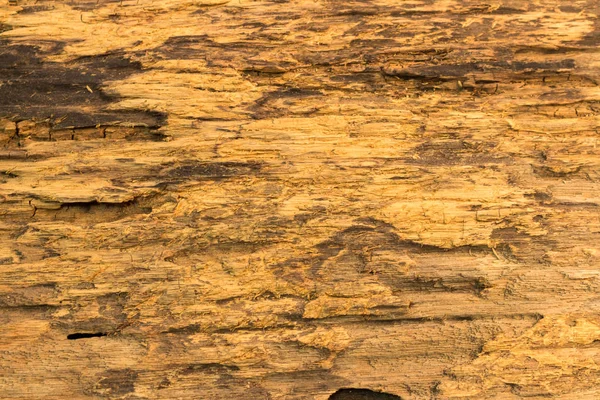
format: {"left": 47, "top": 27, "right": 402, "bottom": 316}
{"left": 1, "top": 0, "right": 600, "bottom": 398}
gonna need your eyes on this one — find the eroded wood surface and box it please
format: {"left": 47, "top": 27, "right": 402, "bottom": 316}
{"left": 1, "top": 0, "right": 600, "bottom": 398}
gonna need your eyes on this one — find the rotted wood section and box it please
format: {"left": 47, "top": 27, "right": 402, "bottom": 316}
{"left": 1, "top": 1, "right": 600, "bottom": 399}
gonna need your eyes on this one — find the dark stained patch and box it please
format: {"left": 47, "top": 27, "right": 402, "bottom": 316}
{"left": 273, "top": 88, "right": 322, "bottom": 98}
{"left": 382, "top": 60, "right": 575, "bottom": 84}
{"left": 554, "top": 201, "right": 600, "bottom": 209}
{"left": 164, "top": 161, "right": 263, "bottom": 181}
{"left": 17, "top": 5, "right": 56, "bottom": 14}
{"left": 389, "top": 9, "right": 438, "bottom": 17}
{"left": 157, "top": 35, "right": 265, "bottom": 68}
{"left": 294, "top": 22, "right": 330, "bottom": 32}
{"left": 525, "top": 191, "right": 553, "bottom": 203}
{"left": 12, "top": 120, "right": 168, "bottom": 143}
{"left": 559, "top": 6, "right": 582, "bottom": 13}
{"left": 577, "top": 24, "right": 600, "bottom": 47}
{"left": 334, "top": 9, "right": 379, "bottom": 17}
{"left": 511, "top": 60, "right": 575, "bottom": 71}
{"left": 242, "top": 61, "right": 293, "bottom": 74}
{"left": 350, "top": 39, "right": 398, "bottom": 47}
{"left": 239, "top": 21, "right": 269, "bottom": 29}
{"left": 532, "top": 165, "right": 582, "bottom": 178}
{"left": 574, "top": 1, "right": 600, "bottom": 47}
{"left": 0, "top": 41, "right": 166, "bottom": 129}
{"left": 249, "top": 87, "right": 324, "bottom": 119}
{"left": 180, "top": 363, "right": 241, "bottom": 375}
{"left": 489, "top": 6, "right": 527, "bottom": 15}
{"left": 491, "top": 227, "right": 553, "bottom": 264}
{"left": 274, "top": 218, "right": 492, "bottom": 296}
{"left": 165, "top": 324, "right": 201, "bottom": 334}
{"left": 1, "top": 170, "right": 18, "bottom": 179}
{"left": 97, "top": 292, "right": 129, "bottom": 321}
{"left": 329, "top": 388, "right": 402, "bottom": 400}
{"left": 410, "top": 139, "right": 506, "bottom": 166}
{"left": 412, "top": 139, "right": 467, "bottom": 165}
{"left": 32, "top": 199, "right": 153, "bottom": 224}
{"left": 330, "top": 72, "right": 382, "bottom": 85}
{"left": 158, "top": 35, "right": 213, "bottom": 50}
{"left": 382, "top": 63, "right": 482, "bottom": 81}
{"left": 92, "top": 368, "right": 138, "bottom": 396}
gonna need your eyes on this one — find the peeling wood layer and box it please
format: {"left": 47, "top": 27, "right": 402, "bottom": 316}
{"left": 1, "top": 0, "right": 600, "bottom": 399}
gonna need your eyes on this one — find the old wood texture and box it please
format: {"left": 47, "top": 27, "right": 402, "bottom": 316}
{"left": 1, "top": 0, "right": 600, "bottom": 399}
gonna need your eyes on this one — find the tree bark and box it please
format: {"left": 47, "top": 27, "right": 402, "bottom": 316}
{"left": 1, "top": 0, "right": 600, "bottom": 399}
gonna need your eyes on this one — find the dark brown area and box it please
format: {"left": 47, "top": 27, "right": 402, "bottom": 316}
{"left": 0, "top": 41, "right": 165, "bottom": 129}
{"left": 329, "top": 389, "right": 403, "bottom": 400}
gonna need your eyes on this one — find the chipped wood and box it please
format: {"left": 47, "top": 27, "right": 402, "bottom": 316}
{"left": 1, "top": 0, "right": 600, "bottom": 399}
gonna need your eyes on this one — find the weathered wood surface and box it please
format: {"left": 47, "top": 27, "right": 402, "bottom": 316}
{"left": 1, "top": 0, "right": 600, "bottom": 398}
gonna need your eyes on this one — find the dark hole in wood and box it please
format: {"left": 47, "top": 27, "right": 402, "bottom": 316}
{"left": 329, "top": 388, "right": 402, "bottom": 400}
{"left": 67, "top": 332, "right": 107, "bottom": 340}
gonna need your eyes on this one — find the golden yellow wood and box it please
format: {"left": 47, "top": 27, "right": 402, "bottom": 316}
{"left": 1, "top": 0, "right": 600, "bottom": 398}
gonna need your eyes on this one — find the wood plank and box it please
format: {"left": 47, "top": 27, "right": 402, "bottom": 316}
{"left": 1, "top": 0, "right": 600, "bottom": 398}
